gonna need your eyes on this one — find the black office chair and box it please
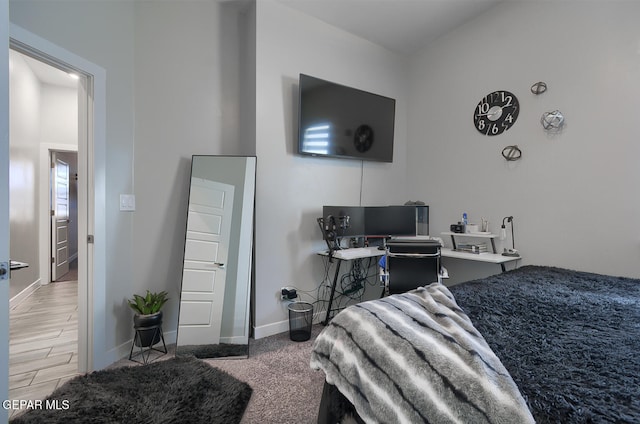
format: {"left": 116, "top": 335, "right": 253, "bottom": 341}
{"left": 384, "top": 239, "right": 441, "bottom": 296}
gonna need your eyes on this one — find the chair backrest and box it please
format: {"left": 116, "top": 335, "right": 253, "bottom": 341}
{"left": 386, "top": 240, "right": 440, "bottom": 295}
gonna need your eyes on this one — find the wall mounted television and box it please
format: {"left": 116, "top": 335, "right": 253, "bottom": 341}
{"left": 297, "top": 74, "right": 396, "bottom": 163}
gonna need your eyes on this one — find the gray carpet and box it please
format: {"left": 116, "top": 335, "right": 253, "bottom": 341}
{"left": 10, "top": 356, "right": 252, "bottom": 424}
{"left": 449, "top": 265, "right": 640, "bottom": 423}
{"left": 210, "top": 325, "right": 326, "bottom": 424}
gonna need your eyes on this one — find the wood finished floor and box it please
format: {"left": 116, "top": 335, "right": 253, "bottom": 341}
{"left": 9, "top": 278, "right": 79, "bottom": 418}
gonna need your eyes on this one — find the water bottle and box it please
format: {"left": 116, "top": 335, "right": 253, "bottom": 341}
{"left": 462, "top": 213, "right": 468, "bottom": 226}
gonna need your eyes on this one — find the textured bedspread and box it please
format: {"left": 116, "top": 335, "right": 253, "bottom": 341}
{"left": 310, "top": 283, "right": 535, "bottom": 424}
{"left": 449, "top": 266, "right": 640, "bottom": 423}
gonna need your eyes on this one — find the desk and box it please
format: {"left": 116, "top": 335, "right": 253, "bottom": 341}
{"left": 317, "top": 247, "right": 384, "bottom": 325}
{"left": 440, "top": 232, "right": 520, "bottom": 272}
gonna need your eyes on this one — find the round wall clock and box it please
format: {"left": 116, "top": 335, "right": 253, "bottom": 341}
{"left": 473, "top": 90, "right": 519, "bottom": 136}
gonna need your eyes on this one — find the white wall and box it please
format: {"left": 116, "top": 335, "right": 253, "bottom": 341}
{"left": 8, "top": 51, "right": 40, "bottom": 298}
{"left": 132, "top": 1, "right": 244, "bottom": 344}
{"left": 253, "top": 0, "right": 410, "bottom": 337}
{"left": 9, "top": 1, "right": 247, "bottom": 364}
{"left": 407, "top": 1, "right": 640, "bottom": 281}
{"left": 40, "top": 84, "right": 77, "bottom": 145}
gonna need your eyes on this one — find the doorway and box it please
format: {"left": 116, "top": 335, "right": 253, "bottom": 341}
{"left": 8, "top": 48, "right": 83, "bottom": 404}
{"left": 50, "top": 150, "right": 79, "bottom": 284}
{"left": 3, "top": 24, "right": 107, "bottom": 414}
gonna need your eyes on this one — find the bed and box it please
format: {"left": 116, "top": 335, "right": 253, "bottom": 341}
{"left": 310, "top": 266, "right": 640, "bottom": 423}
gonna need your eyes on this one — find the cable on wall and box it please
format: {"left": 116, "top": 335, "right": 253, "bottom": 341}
{"left": 359, "top": 160, "right": 364, "bottom": 206}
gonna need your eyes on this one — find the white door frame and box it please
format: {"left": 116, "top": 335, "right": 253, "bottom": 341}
{"left": 50, "top": 151, "right": 72, "bottom": 281}
{"left": 41, "top": 145, "right": 77, "bottom": 286}
{"left": 1, "top": 0, "right": 11, "bottom": 420}
{"left": 9, "top": 24, "right": 107, "bottom": 372}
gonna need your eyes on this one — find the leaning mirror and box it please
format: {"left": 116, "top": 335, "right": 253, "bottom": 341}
{"left": 176, "top": 155, "right": 256, "bottom": 359}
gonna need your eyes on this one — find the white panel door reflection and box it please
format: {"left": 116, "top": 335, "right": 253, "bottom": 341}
{"left": 178, "top": 178, "right": 234, "bottom": 346}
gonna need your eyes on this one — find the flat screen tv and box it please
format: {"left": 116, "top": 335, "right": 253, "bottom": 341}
{"left": 297, "top": 74, "right": 396, "bottom": 162}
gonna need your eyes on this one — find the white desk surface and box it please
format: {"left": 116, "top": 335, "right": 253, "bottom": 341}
{"left": 440, "top": 248, "right": 520, "bottom": 264}
{"left": 317, "top": 246, "right": 385, "bottom": 260}
{"left": 441, "top": 231, "right": 497, "bottom": 239}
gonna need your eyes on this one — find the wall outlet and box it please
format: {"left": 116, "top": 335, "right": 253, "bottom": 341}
{"left": 280, "top": 287, "right": 298, "bottom": 301}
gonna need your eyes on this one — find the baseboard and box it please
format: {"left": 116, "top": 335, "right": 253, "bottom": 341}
{"left": 10, "top": 278, "right": 42, "bottom": 309}
{"left": 253, "top": 311, "right": 325, "bottom": 340}
{"left": 253, "top": 319, "right": 289, "bottom": 339}
{"left": 219, "top": 335, "right": 249, "bottom": 345}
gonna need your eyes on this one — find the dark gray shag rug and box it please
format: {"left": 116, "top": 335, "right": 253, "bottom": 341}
{"left": 449, "top": 265, "right": 640, "bottom": 423}
{"left": 176, "top": 343, "right": 248, "bottom": 359}
{"left": 10, "top": 356, "right": 252, "bottom": 424}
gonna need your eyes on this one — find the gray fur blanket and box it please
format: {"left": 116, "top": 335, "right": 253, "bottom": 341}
{"left": 310, "top": 283, "right": 534, "bottom": 424}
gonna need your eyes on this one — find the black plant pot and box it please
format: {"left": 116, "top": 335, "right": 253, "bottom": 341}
{"left": 133, "top": 311, "right": 163, "bottom": 347}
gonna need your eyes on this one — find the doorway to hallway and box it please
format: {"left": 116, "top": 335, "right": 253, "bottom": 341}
{"left": 8, "top": 43, "right": 86, "bottom": 405}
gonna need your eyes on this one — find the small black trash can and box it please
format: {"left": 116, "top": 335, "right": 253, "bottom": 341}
{"left": 287, "top": 301, "right": 313, "bottom": 342}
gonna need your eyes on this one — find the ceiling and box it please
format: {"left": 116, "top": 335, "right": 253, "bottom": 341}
{"left": 277, "top": 0, "right": 503, "bottom": 55}
{"left": 11, "top": 49, "right": 78, "bottom": 89}
{"left": 14, "top": 0, "right": 502, "bottom": 86}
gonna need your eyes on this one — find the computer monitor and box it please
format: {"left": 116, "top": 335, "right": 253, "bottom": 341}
{"left": 364, "top": 206, "right": 417, "bottom": 237}
{"left": 320, "top": 205, "right": 420, "bottom": 241}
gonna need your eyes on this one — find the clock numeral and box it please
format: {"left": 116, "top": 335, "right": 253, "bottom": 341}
{"left": 477, "top": 119, "right": 486, "bottom": 130}
{"left": 485, "top": 123, "right": 494, "bottom": 135}
{"left": 490, "top": 124, "right": 500, "bottom": 135}
{"left": 502, "top": 94, "right": 513, "bottom": 107}
{"left": 477, "top": 102, "right": 489, "bottom": 115}
{"left": 504, "top": 113, "right": 514, "bottom": 124}
{"left": 497, "top": 91, "right": 509, "bottom": 104}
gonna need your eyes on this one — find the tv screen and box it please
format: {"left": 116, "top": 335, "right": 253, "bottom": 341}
{"left": 298, "top": 74, "right": 396, "bottom": 162}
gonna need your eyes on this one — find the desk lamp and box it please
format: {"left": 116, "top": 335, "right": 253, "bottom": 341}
{"left": 500, "top": 216, "right": 519, "bottom": 257}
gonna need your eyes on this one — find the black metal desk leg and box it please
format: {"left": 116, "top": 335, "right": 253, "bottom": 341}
{"left": 489, "top": 238, "right": 506, "bottom": 272}
{"left": 323, "top": 259, "right": 342, "bottom": 325}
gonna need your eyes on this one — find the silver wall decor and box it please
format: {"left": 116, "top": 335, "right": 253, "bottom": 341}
{"left": 541, "top": 110, "right": 565, "bottom": 131}
{"left": 530, "top": 81, "right": 547, "bottom": 95}
{"left": 502, "top": 145, "right": 522, "bottom": 161}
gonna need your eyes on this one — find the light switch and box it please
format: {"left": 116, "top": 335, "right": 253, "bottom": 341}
{"left": 119, "top": 194, "right": 136, "bottom": 211}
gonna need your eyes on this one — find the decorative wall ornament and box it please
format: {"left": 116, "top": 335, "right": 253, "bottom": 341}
{"left": 541, "top": 110, "right": 565, "bottom": 131}
{"left": 501, "top": 145, "right": 522, "bottom": 161}
{"left": 530, "top": 81, "right": 547, "bottom": 95}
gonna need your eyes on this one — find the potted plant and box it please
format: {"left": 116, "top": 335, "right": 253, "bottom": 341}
{"left": 127, "top": 290, "right": 169, "bottom": 347}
